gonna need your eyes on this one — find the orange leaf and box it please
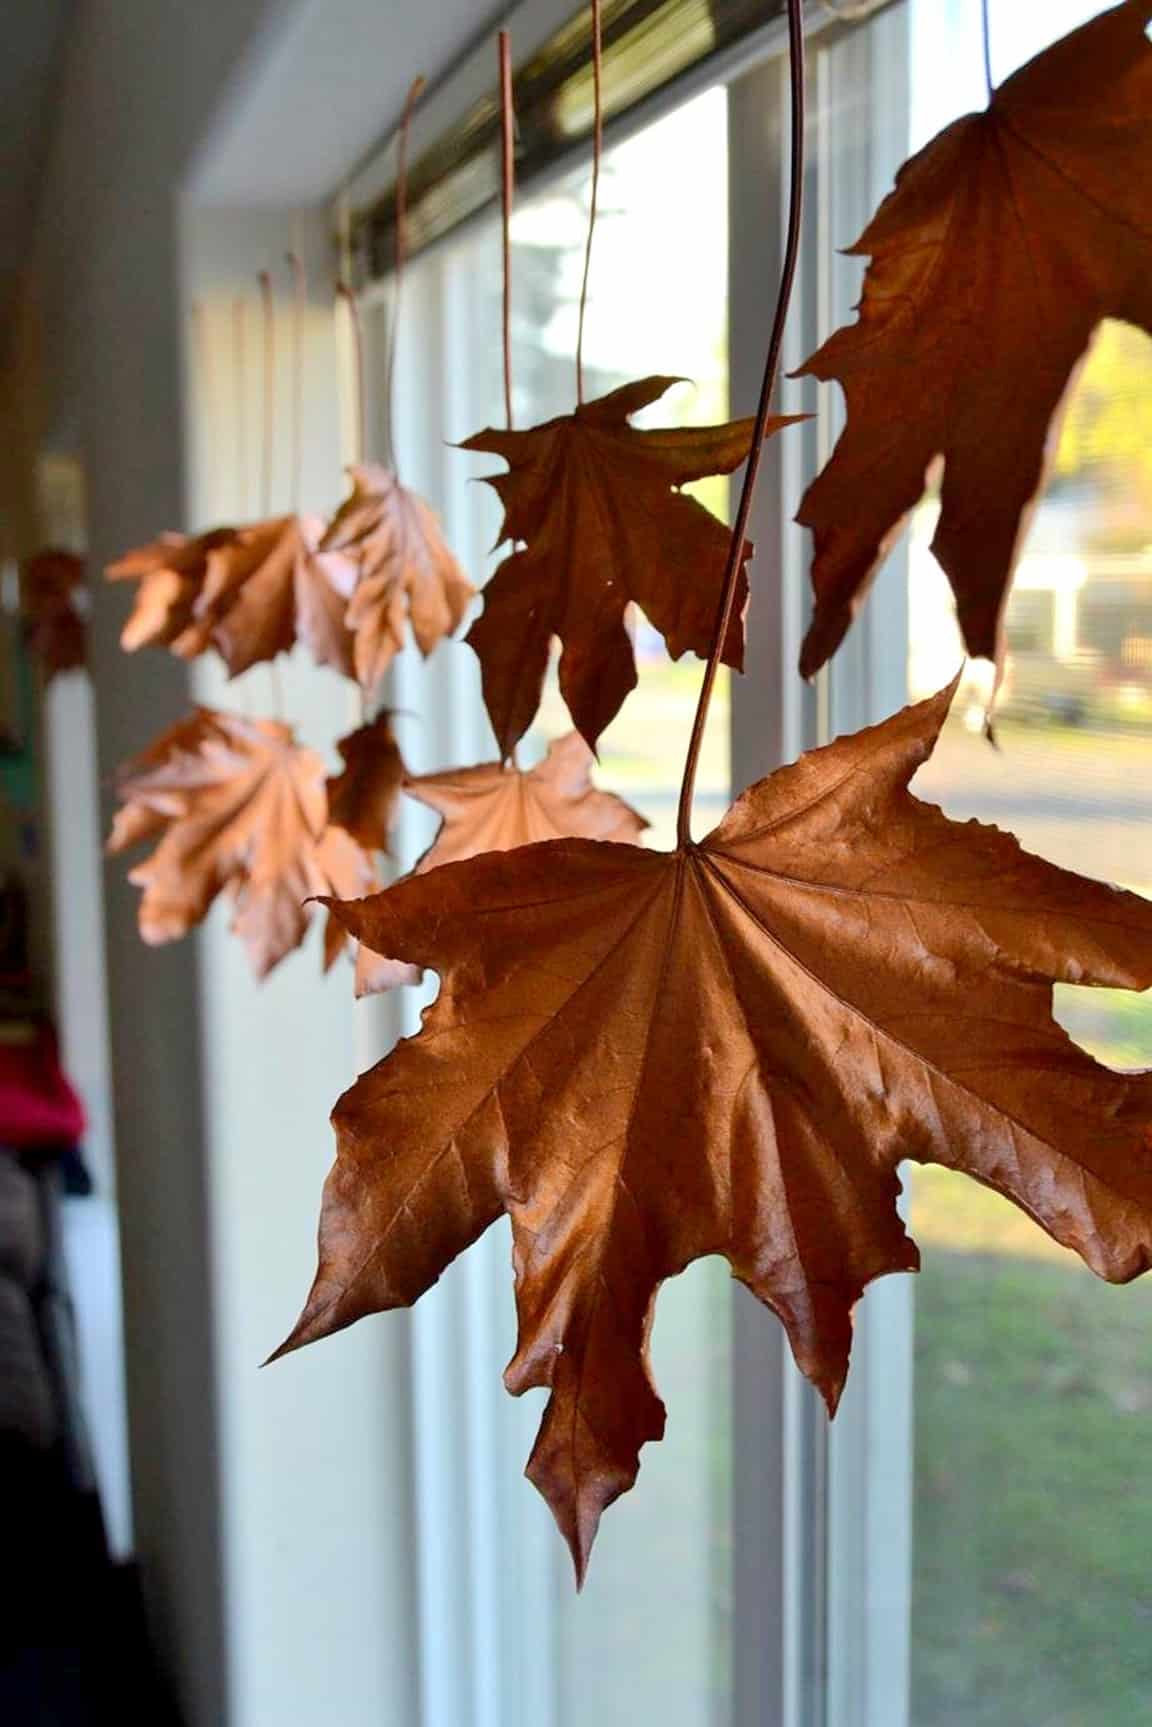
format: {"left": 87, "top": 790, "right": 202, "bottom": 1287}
{"left": 463, "top": 377, "right": 802, "bottom": 755}
{"left": 107, "top": 529, "right": 239, "bottom": 656}
{"left": 795, "top": 0, "right": 1152, "bottom": 676}
{"left": 20, "top": 549, "right": 86, "bottom": 680}
{"left": 197, "top": 514, "right": 358, "bottom": 678}
{"left": 326, "top": 713, "right": 406, "bottom": 853}
{"left": 280, "top": 683, "right": 1152, "bottom": 1578}
{"left": 109, "top": 709, "right": 377, "bottom": 979}
{"left": 354, "top": 732, "right": 647, "bottom": 997}
{"left": 319, "top": 464, "right": 473, "bottom": 692}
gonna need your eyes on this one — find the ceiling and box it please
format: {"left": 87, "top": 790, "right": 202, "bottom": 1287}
{"left": 190, "top": 0, "right": 509, "bottom": 206}
{"left": 0, "top": 0, "right": 72, "bottom": 292}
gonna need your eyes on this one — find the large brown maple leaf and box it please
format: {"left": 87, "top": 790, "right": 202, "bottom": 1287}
{"left": 279, "top": 683, "right": 1152, "bottom": 1577}
{"left": 354, "top": 732, "right": 648, "bottom": 996}
{"left": 318, "top": 464, "right": 473, "bottom": 691}
{"left": 794, "top": 0, "right": 1152, "bottom": 678}
{"left": 109, "top": 709, "right": 377, "bottom": 979}
{"left": 463, "top": 377, "right": 801, "bottom": 756}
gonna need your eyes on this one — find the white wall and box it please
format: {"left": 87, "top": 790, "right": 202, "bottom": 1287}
{"left": 26, "top": 2, "right": 499, "bottom": 1721}
{"left": 183, "top": 204, "right": 420, "bottom": 1727}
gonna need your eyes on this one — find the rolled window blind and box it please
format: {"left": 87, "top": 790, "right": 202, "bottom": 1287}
{"left": 344, "top": 0, "right": 893, "bottom": 286}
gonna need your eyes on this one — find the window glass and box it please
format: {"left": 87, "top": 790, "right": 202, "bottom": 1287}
{"left": 395, "top": 88, "right": 735, "bottom": 1725}
{"left": 906, "top": 6, "right": 1152, "bottom": 1723}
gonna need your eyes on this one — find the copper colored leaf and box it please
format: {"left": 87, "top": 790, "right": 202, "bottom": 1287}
{"left": 107, "top": 528, "right": 239, "bottom": 656}
{"left": 20, "top": 549, "right": 86, "bottom": 679}
{"left": 354, "top": 732, "right": 648, "bottom": 996}
{"left": 280, "top": 683, "right": 1152, "bottom": 1577}
{"left": 463, "top": 377, "right": 802, "bottom": 756}
{"left": 794, "top": 0, "right": 1152, "bottom": 678}
{"left": 319, "top": 464, "right": 473, "bottom": 691}
{"left": 109, "top": 709, "right": 377, "bottom": 979}
{"left": 327, "top": 713, "right": 406, "bottom": 853}
{"left": 197, "top": 514, "right": 358, "bottom": 678}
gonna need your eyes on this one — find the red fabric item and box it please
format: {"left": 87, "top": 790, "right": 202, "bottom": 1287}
{"left": 0, "top": 1026, "right": 86, "bottom": 1149}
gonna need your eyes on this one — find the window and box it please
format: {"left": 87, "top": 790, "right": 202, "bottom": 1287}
{"left": 345, "top": 3, "right": 1149, "bottom": 1721}
{"left": 371, "top": 85, "right": 736, "bottom": 1727}
{"left": 904, "top": 6, "right": 1152, "bottom": 1723}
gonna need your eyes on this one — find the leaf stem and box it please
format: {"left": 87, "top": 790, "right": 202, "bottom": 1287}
{"left": 575, "top": 0, "right": 603, "bottom": 407}
{"left": 675, "top": 0, "right": 807, "bottom": 849}
{"left": 981, "top": 0, "right": 994, "bottom": 101}
{"left": 499, "top": 30, "right": 516, "bottom": 432}
{"left": 337, "top": 281, "right": 366, "bottom": 467}
{"left": 233, "top": 296, "right": 248, "bottom": 517}
{"left": 259, "top": 270, "right": 275, "bottom": 519}
{"left": 385, "top": 76, "right": 426, "bottom": 472}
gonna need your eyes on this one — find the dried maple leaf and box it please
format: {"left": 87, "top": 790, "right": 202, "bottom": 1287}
{"left": 107, "top": 529, "right": 239, "bottom": 656}
{"left": 109, "top": 709, "right": 377, "bottom": 979}
{"left": 196, "top": 515, "right": 358, "bottom": 678}
{"left": 326, "top": 713, "right": 406, "bottom": 853}
{"left": 794, "top": 0, "right": 1152, "bottom": 677}
{"left": 20, "top": 549, "right": 87, "bottom": 679}
{"left": 354, "top": 731, "right": 648, "bottom": 996}
{"left": 463, "top": 377, "right": 801, "bottom": 757}
{"left": 318, "top": 464, "right": 473, "bottom": 691}
{"left": 279, "top": 682, "right": 1152, "bottom": 1577}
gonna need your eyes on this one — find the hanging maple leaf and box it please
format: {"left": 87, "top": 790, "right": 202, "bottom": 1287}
{"left": 317, "top": 464, "right": 473, "bottom": 691}
{"left": 196, "top": 515, "right": 358, "bottom": 678}
{"left": 463, "top": 378, "right": 802, "bottom": 757}
{"left": 354, "top": 731, "right": 648, "bottom": 996}
{"left": 794, "top": 0, "right": 1152, "bottom": 677}
{"left": 20, "top": 549, "right": 87, "bottom": 680}
{"left": 278, "top": 682, "right": 1152, "bottom": 1577}
{"left": 107, "top": 528, "right": 239, "bottom": 656}
{"left": 108, "top": 709, "right": 377, "bottom": 979}
{"left": 326, "top": 712, "right": 406, "bottom": 853}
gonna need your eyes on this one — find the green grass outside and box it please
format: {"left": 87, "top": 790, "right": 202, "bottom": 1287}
{"left": 911, "top": 991, "right": 1152, "bottom": 1726}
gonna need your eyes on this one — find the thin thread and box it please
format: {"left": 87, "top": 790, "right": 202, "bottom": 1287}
{"left": 190, "top": 301, "right": 219, "bottom": 514}
{"left": 499, "top": 31, "right": 516, "bottom": 431}
{"left": 233, "top": 296, "right": 248, "bottom": 517}
{"left": 287, "top": 251, "right": 306, "bottom": 509}
{"left": 338, "top": 282, "right": 366, "bottom": 466}
{"left": 675, "top": 0, "right": 807, "bottom": 847}
{"left": 259, "top": 270, "right": 275, "bottom": 518}
{"left": 385, "top": 76, "right": 427, "bottom": 473}
{"left": 575, "top": 0, "right": 603, "bottom": 406}
{"left": 981, "top": 0, "right": 994, "bottom": 100}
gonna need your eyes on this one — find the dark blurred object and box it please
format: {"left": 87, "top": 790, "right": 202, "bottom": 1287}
{"left": 0, "top": 1150, "right": 179, "bottom": 1724}
{"left": 0, "top": 868, "right": 33, "bottom": 996}
{"left": 19, "top": 549, "right": 87, "bottom": 685}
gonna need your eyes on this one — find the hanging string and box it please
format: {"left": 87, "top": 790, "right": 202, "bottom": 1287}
{"left": 286, "top": 251, "right": 306, "bottom": 509}
{"left": 337, "top": 281, "right": 366, "bottom": 467}
{"left": 335, "top": 280, "right": 369, "bottom": 721}
{"left": 980, "top": 0, "right": 994, "bottom": 101}
{"left": 259, "top": 270, "right": 275, "bottom": 518}
{"left": 499, "top": 31, "right": 516, "bottom": 432}
{"left": 384, "top": 76, "right": 427, "bottom": 473}
{"left": 575, "top": 0, "right": 603, "bottom": 406}
{"left": 190, "top": 300, "right": 220, "bottom": 517}
{"left": 675, "top": 0, "right": 807, "bottom": 847}
{"left": 255, "top": 270, "right": 285, "bottom": 715}
{"left": 233, "top": 296, "right": 249, "bottom": 519}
